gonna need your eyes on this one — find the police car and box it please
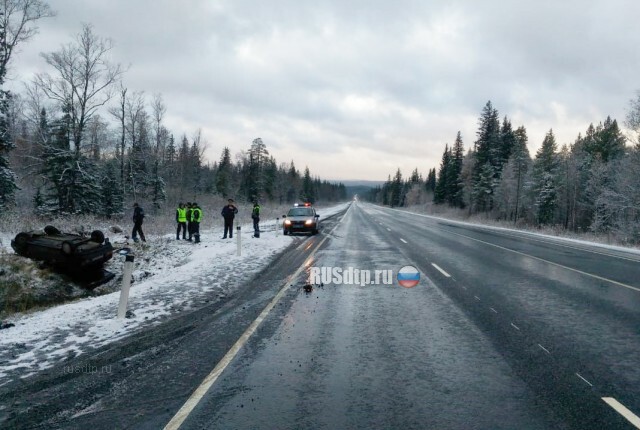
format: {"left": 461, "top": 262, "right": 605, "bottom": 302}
{"left": 282, "top": 203, "right": 321, "bottom": 235}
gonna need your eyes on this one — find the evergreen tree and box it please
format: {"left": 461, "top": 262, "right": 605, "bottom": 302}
{"left": 215, "top": 146, "right": 232, "bottom": 197}
{"left": 244, "top": 137, "right": 269, "bottom": 200}
{"left": 0, "top": 89, "right": 17, "bottom": 207}
{"left": 150, "top": 159, "right": 166, "bottom": 210}
{"left": 472, "top": 101, "right": 501, "bottom": 211}
{"left": 532, "top": 130, "right": 559, "bottom": 224}
{"left": 286, "top": 161, "right": 300, "bottom": 203}
{"left": 583, "top": 116, "right": 626, "bottom": 162}
{"left": 390, "top": 168, "right": 403, "bottom": 207}
{"left": 434, "top": 145, "right": 450, "bottom": 204}
{"left": 100, "top": 159, "right": 123, "bottom": 218}
{"left": 300, "top": 166, "right": 316, "bottom": 203}
{"left": 447, "top": 131, "right": 465, "bottom": 207}
{"left": 474, "top": 162, "right": 497, "bottom": 213}
{"left": 425, "top": 168, "right": 436, "bottom": 193}
{"left": 499, "top": 117, "right": 516, "bottom": 168}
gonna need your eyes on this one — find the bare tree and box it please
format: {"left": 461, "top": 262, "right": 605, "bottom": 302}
{"left": 125, "top": 90, "right": 145, "bottom": 149}
{"left": 0, "top": 0, "right": 53, "bottom": 207}
{"left": 626, "top": 90, "right": 640, "bottom": 146}
{"left": 0, "top": 0, "right": 55, "bottom": 83}
{"left": 34, "top": 24, "right": 123, "bottom": 154}
{"left": 151, "top": 92, "right": 166, "bottom": 157}
{"left": 108, "top": 85, "right": 127, "bottom": 196}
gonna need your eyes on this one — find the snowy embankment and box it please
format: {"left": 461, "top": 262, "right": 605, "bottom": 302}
{"left": 383, "top": 204, "right": 640, "bottom": 255}
{"left": 0, "top": 202, "right": 349, "bottom": 386}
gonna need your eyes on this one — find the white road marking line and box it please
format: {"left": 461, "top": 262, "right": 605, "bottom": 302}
{"left": 489, "top": 230, "right": 640, "bottom": 263}
{"left": 474, "top": 295, "right": 480, "bottom": 301}
{"left": 461, "top": 286, "right": 467, "bottom": 290}
{"left": 386, "top": 228, "right": 391, "bottom": 232}
{"left": 576, "top": 373, "right": 593, "bottom": 387}
{"left": 385, "top": 206, "right": 640, "bottom": 263}
{"left": 431, "top": 263, "right": 451, "bottom": 278}
{"left": 538, "top": 344, "right": 550, "bottom": 354}
{"left": 163, "top": 206, "right": 349, "bottom": 430}
{"left": 602, "top": 397, "right": 640, "bottom": 429}
{"left": 444, "top": 229, "right": 640, "bottom": 293}
{"left": 490, "top": 307, "right": 498, "bottom": 314}
{"left": 510, "top": 323, "right": 520, "bottom": 331}
{"left": 400, "top": 238, "right": 408, "bottom": 243}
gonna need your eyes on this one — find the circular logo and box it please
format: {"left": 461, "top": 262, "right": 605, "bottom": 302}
{"left": 397, "top": 265, "right": 420, "bottom": 288}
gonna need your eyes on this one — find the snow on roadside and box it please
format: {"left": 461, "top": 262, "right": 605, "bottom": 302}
{"left": 380, "top": 205, "right": 640, "bottom": 255}
{"left": 0, "top": 202, "right": 349, "bottom": 386}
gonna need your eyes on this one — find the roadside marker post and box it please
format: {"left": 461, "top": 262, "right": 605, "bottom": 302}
{"left": 276, "top": 218, "right": 279, "bottom": 236}
{"left": 236, "top": 226, "right": 241, "bottom": 256}
{"left": 117, "top": 254, "right": 135, "bottom": 319}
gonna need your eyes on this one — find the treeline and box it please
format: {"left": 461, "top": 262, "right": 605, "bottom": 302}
{"left": 368, "top": 98, "right": 640, "bottom": 243}
{"left": 0, "top": 4, "right": 345, "bottom": 217}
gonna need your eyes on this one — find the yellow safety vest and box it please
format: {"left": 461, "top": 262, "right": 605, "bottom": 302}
{"left": 177, "top": 207, "right": 187, "bottom": 222}
{"left": 192, "top": 208, "right": 203, "bottom": 222}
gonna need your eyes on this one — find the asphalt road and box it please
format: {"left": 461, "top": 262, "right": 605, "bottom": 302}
{"left": 2, "top": 202, "right": 640, "bottom": 429}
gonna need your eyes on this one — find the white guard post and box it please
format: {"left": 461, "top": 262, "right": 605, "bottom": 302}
{"left": 276, "top": 217, "right": 279, "bottom": 236}
{"left": 117, "top": 254, "right": 135, "bottom": 319}
{"left": 236, "top": 225, "right": 241, "bottom": 256}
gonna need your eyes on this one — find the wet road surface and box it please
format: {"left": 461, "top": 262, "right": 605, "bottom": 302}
{"left": 2, "top": 202, "right": 640, "bottom": 429}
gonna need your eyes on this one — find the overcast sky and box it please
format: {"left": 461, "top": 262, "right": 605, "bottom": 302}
{"left": 6, "top": 0, "right": 640, "bottom": 181}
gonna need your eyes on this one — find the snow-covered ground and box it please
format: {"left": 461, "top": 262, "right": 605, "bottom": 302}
{"left": 0, "top": 202, "right": 349, "bottom": 386}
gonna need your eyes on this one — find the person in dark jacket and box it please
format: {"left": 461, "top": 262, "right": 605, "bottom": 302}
{"left": 132, "top": 202, "right": 146, "bottom": 243}
{"left": 221, "top": 199, "right": 238, "bottom": 239}
{"left": 176, "top": 202, "right": 187, "bottom": 240}
{"left": 191, "top": 203, "right": 203, "bottom": 243}
{"left": 185, "top": 202, "right": 193, "bottom": 241}
{"left": 251, "top": 201, "right": 261, "bottom": 238}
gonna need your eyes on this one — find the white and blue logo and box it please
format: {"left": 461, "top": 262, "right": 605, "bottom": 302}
{"left": 397, "top": 265, "right": 420, "bottom": 288}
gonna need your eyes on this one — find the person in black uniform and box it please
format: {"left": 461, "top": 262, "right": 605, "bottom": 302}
{"left": 132, "top": 202, "right": 146, "bottom": 243}
{"left": 185, "top": 202, "right": 193, "bottom": 241}
{"left": 221, "top": 199, "right": 238, "bottom": 239}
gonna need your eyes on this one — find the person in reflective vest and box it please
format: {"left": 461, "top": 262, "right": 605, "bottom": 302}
{"left": 176, "top": 202, "right": 187, "bottom": 240}
{"left": 251, "top": 201, "right": 261, "bottom": 238}
{"left": 191, "top": 203, "right": 203, "bottom": 243}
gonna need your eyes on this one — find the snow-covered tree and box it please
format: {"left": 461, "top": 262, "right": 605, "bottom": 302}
{"left": 0, "top": 0, "right": 54, "bottom": 207}
{"left": 35, "top": 24, "right": 123, "bottom": 154}
{"left": 626, "top": 90, "right": 640, "bottom": 146}
{"left": 532, "top": 130, "right": 559, "bottom": 225}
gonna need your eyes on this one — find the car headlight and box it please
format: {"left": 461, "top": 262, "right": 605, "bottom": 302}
{"left": 284, "top": 220, "right": 291, "bottom": 225}
{"left": 305, "top": 219, "right": 313, "bottom": 226}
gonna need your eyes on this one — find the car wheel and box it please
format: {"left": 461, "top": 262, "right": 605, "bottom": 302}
{"left": 312, "top": 229, "right": 318, "bottom": 235}
{"left": 13, "top": 233, "right": 30, "bottom": 254}
{"left": 283, "top": 229, "right": 288, "bottom": 235}
{"left": 90, "top": 230, "right": 105, "bottom": 244}
{"left": 44, "top": 225, "right": 61, "bottom": 235}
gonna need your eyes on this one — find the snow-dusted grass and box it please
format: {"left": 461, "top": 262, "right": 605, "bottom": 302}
{"left": 0, "top": 202, "right": 349, "bottom": 386}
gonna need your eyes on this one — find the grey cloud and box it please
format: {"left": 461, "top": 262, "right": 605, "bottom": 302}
{"left": 8, "top": 0, "right": 640, "bottom": 180}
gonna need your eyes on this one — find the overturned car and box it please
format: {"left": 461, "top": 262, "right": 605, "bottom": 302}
{"left": 11, "top": 226, "right": 115, "bottom": 288}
